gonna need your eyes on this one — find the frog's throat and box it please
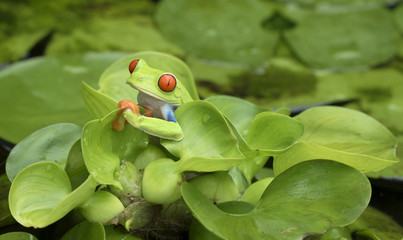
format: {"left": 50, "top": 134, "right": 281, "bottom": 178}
{"left": 127, "top": 82, "right": 165, "bottom": 102}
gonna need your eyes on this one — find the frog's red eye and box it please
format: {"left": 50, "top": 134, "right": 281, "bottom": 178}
{"left": 158, "top": 74, "right": 176, "bottom": 92}
{"left": 129, "top": 59, "right": 139, "bottom": 74}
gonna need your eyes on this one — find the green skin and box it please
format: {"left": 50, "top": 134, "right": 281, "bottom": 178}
{"left": 123, "top": 59, "right": 193, "bottom": 141}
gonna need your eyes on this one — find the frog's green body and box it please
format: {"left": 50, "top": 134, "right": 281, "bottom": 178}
{"left": 119, "top": 59, "right": 193, "bottom": 141}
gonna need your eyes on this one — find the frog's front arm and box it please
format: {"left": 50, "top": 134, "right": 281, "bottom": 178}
{"left": 123, "top": 108, "right": 184, "bottom": 141}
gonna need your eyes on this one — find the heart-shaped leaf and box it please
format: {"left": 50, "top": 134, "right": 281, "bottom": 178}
{"left": 0, "top": 52, "right": 127, "bottom": 143}
{"left": 182, "top": 160, "right": 371, "bottom": 240}
{"left": 81, "top": 110, "right": 148, "bottom": 187}
{"left": 99, "top": 51, "right": 198, "bottom": 102}
{"left": 161, "top": 101, "right": 245, "bottom": 173}
{"left": 274, "top": 106, "right": 399, "bottom": 175}
{"left": 6, "top": 123, "right": 81, "bottom": 182}
{"left": 9, "top": 162, "right": 98, "bottom": 228}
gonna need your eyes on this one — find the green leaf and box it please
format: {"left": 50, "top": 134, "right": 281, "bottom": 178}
{"left": 0, "top": 232, "right": 38, "bottom": 240}
{"left": 82, "top": 81, "right": 118, "bottom": 119}
{"left": 61, "top": 221, "right": 105, "bottom": 240}
{"left": 141, "top": 158, "right": 184, "bottom": 204}
{"left": 240, "top": 178, "right": 273, "bottom": 205}
{"left": 6, "top": 123, "right": 81, "bottom": 182}
{"left": 104, "top": 225, "right": 142, "bottom": 240}
{"left": 394, "top": 4, "right": 403, "bottom": 34}
{"left": 182, "top": 160, "right": 371, "bottom": 240}
{"left": 9, "top": 162, "right": 98, "bottom": 228}
{"left": 161, "top": 101, "right": 245, "bottom": 172}
{"left": 246, "top": 112, "right": 304, "bottom": 154}
{"left": 82, "top": 110, "right": 148, "bottom": 187}
{"left": 0, "top": 174, "right": 14, "bottom": 228}
{"left": 155, "top": 0, "right": 278, "bottom": 67}
{"left": 99, "top": 51, "right": 198, "bottom": 102}
{"left": 284, "top": 8, "right": 400, "bottom": 69}
{"left": 206, "top": 95, "right": 268, "bottom": 138}
{"left": 65, "top": 140, "right": 90, "bottom": 190}
{"left": 274, "top": 106, "right": 399, "bottom": 175}
{"left": 80, "top": 191, "right": 124, "bottom": 224}
{"left": 189, "top": 172, "right": 239, "bottom": 203}
{"left": 0, "top": 52, "right": 128, "bottom": 143}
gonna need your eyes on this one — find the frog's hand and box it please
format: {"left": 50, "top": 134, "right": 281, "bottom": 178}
{"left": 123, "top": 110, "right": 184, "bottom": 141}
{"left": 112, "top": 100, "right": 140, "bottom": 131}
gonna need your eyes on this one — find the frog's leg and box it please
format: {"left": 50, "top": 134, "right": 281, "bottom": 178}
{"left": 160, "top": 104, "right": 177, "bottom": 123}
{"left": 140, "top": 105, "right": 153, "bottom": 117}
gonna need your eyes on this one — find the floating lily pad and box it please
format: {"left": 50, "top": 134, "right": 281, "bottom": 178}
{"left": 284, "top": 8, "right": 400, "bottom": 69}
{"left": 274, "top": 106, "right": 399, "bottom": 175}
{"left": 155, "top": 0, "right": 278, "bottom": 67}
{"left": 182, "top": 160, "right": 371, "bottom": 240}
{"left": 6, "top": 123, "right": 81, "bottom": 182}
{"left": 0, "top": 52, "right": 128, "bottom": 143}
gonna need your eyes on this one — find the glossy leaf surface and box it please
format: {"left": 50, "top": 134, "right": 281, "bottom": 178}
{"left": 182, "top": 160, "right": 371, "bottom": 240}
{"left": 80, "top": 191, "right": 124, "bottom": 224}
{"left": 161, "top": 101, "right": 245, "bottom": 172}
{"left": 9, "top": 162, "right": 98, "bottom": 228}
{"left": 6, "top": 123, "right": 81, "bottom": 182}
{"left": 274, "top": 106, "right": 398, "bottom": 175}
{"left": 0, "top": 52, "right": 127, "bottom": 143}
{"left": 82, "top": 110, "right": 148, "bottom": 187}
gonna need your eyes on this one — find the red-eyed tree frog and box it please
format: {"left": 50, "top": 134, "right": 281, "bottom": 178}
{"left": 112, "top": 59, "right": 193, "bottom": 141}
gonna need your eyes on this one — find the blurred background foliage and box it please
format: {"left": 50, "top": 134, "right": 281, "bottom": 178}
{"left": 0, "top": 0, "right": 403, "bottom": 234}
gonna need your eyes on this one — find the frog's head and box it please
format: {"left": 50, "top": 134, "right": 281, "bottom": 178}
{"left": 126, "top": 59, "right": 191, "bottom": 105}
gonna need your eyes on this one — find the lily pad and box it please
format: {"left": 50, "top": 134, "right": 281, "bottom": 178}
{"left": 274, "top": 106, "right": 399, "bottom": 175}
{"left": 6, "top": 123, "right": 81, "bottom": 182}
{"left": 98, "top": 51, "right": 198, "bottom": 103}
{"left": 9, "top": 162, "right": 98, "bottom": 228}
{"left": 284, "top": 8, "right": 400, "bottom": 69}
{"left": 161, "top": 101, "right": 245, "bottom": 173}
{"left": 0, "top": 52, "right": 128, "bottom": 143}
{"left": 81, "top": 109, "right": 148, "bottom": 187}
{"left": 182, "top": 160, "right": 371, "bottom": 240}
{"left": 155, "top": 0, "right": 278, "bottom": 67}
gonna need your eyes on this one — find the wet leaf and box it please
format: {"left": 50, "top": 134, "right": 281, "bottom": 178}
{"left": 182, "top": 160, "right": 371, "bottom": 240}
{"left": 161, "top": 101, "right": 245, "bottom": 173}
{"left": 274, "top": 106, "right": 399, "bottom": 175}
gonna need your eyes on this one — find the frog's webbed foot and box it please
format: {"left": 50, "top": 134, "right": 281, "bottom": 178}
{"left": 112, "top": 100, "right": 140, "bottom": 131}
